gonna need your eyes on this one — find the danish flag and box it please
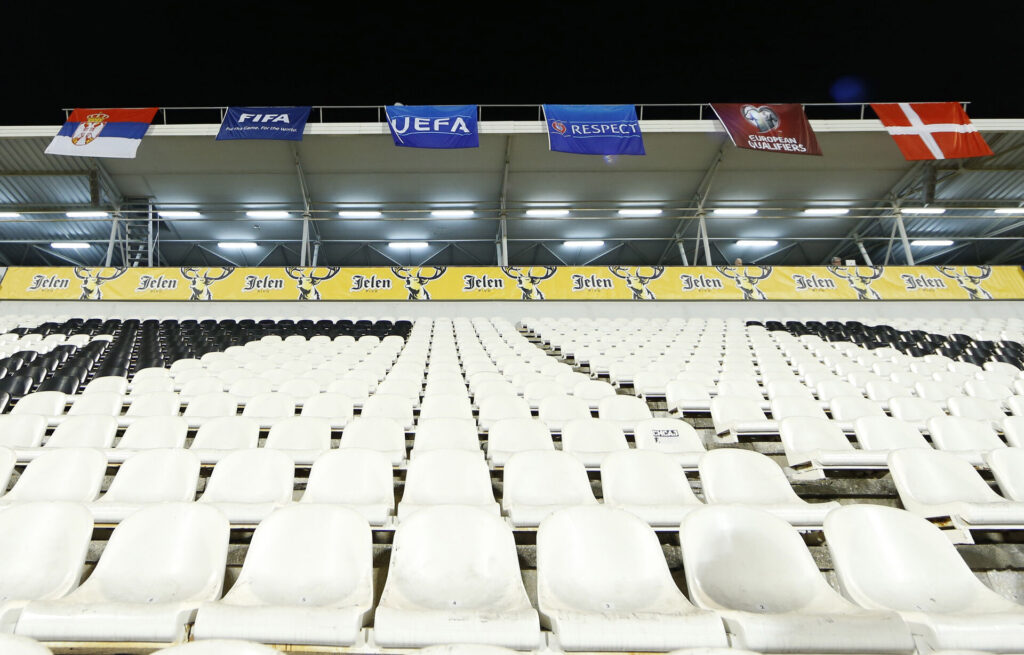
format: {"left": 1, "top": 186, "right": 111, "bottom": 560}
{"left": 871, "top": 102, "right": 992, "bottom": 160}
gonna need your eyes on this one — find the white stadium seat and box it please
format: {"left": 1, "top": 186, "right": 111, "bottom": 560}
{"left": 987, "top": 447, "right": 1024, "bottom": 501}
{"left": 486, "top": 417, "right": 554, "bottom": 465}
{"left": 91, "top": 449, "right": 200, "bottom": 523}
{"left": 699, "top": 448, "right": 839, "bottom": 526}
{"left": 397, "top": 449, "right": 498, "bottom": 520}
{"left": 601, "top": 450, "right": 702, "bottom": 526}
{"left": 681, "top": 505, "right": 913, "bottom": 653}
{"left": 300, "top": 449, "right": 394, "bottom": 525}
{"left": 0, "top": 502, "right": 93, "bottom": 632}
{"left": 0, "top": 448, "right": 106, "bottom": 503}
{"left": 502, "top": 450, "right": 597, "bottom": 527}
{"left": 825, "top": 504, "right": 1024, "bottom": 652}
{"left": 560, "top": 418, "right": 629, "bottom": 466}
{"left": 198, "top": 449, "right": 295, "bottom": 524}
{"left": 537, "top": 506, "right": 727, "bottom": 651}
{"left": 632, "top": 417, "right": 706, "bottom": 466}
{"left": 374, "top": 505, "right": 540, "bottom": 648}
{"left": 192, "top": 505, "right": 372, "bottom": 646}
{"left": 16, "top": 503, "right": 229, "bottom": 643}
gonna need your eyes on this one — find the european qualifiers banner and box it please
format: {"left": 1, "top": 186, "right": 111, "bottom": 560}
{"left": 216, "top": 106, "right": 312, "bottom": 141}
{"left": 710, "top": 103, "right": 822, "bottom": 156}
{"left": 542, "top": 105, "right": 645, "bottom": 156}
{"left": 385, "top": 105, "right": 479, "bottom": 149}
{"left": 2, "top": 266, "right": 1023, "bottom": 301}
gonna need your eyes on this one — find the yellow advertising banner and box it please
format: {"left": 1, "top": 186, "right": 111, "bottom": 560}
{"left": 1, "top": 265, "right": 1022, "bottom": 301}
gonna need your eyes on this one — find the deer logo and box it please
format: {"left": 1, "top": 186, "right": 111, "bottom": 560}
{"left": 284, "top": 266, "right": 340, "bottom": 300}
{"left": 827, "top": 266, "right": 884, "bottom": 300}
{"left": 180, "top": 267, "right": 234, "bottom": 301}
{"left": 936, "top": 266, "right": 993, "bottom": 300}
{"left": 502, "top": 266, "right": 557, "bottom": 300}
{"left": 608, "top": 266, "right": 664, "bottom": 300}
{"left": 72, "top": 267, "right": 127, "bottom": 300}
{"left": 716, "top": 266, "right": 772, "bottom": 300}
{"left": 391, "top": 266, "right": 447, "bottom": 300}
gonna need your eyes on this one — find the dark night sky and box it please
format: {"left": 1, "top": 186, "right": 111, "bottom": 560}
{"left": 2, "top": 1, "right": 1021, "bottom": 124}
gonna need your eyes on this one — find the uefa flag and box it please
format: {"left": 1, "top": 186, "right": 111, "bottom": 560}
{"left": 871, "top": 102, "right": 992, "bottom": 160}
{"left": 46, "top": 108, "right": 158, "bottom": 159}
{"left": 710, "top": 103, "right": 822, "bottom": 156}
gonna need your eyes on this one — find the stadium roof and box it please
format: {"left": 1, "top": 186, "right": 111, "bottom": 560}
{"left": 0, "top": 110, "right": 1022, "bottom": 268}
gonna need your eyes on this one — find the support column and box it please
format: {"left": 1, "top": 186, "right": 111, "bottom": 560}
{"left": 895, "top": 212, "right": 915, "bottom": 265}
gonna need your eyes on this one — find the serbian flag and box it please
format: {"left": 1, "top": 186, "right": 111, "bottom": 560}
{"left": 45, "top": 107, "right": 158, "bottom": 158}
{"left": 871, "top": 102, "right": 992, "bottom": 160}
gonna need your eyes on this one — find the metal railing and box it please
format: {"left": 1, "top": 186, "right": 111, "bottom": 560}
{"left": 62, "top": 102, "right": 972, "bottom": 125}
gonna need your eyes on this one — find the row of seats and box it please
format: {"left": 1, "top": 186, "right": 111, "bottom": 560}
{"left": 2, "top": 500, "right": 1021, "bottom": 651}
{"left": 23, "top": 443, "right": 1024, "bottom": 533}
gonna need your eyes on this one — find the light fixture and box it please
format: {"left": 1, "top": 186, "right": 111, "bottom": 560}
{"left": 430, "top": 210, "right": 475, "bottom": 218}
{"left": 735, "top": 240, "right": 778, "bottom": 247}
{"left": 157, "top": 211, "right": 201, "bottom": 218}
{"left": 995, "top": 208, "right": 1023, "bottom": 214}
{"left": 0, "top": 212, "right": 21, "bottom": 218}
{"left": 617, "top": 208, "right": 663, "bottom": 217}
{"left": 51, "top": 242, "right": 90, "bottom": 249}
{"left": 388, "top": 241, "right": 429, "bottom": 249}
{"left": 66, "top": 211, "right": 108, "bottom": 218}
{"left": 901, "top": 207, "right": 946, "bottom": 214}
{"left": 802, "top": 208, "right": 850, "bottom": 216}
{"left": 339, "top": 210, "right": 382, "bottom": 218}
{"left": 245, "top": 210, "right": 291, "bottom": 219}
{"left": 713, "top": 208, "right": 758, "bottom": 216}
{"left": 526, "top": 209, "right": 570, "bottom": 217}
{"left": 217, "top": 242, "right": 258, "bottom": 249}
{"left": 910, "top": 240, "right": 954, "bottom": 247}
{"left": 563, "top": 240, "right": 605, "bottom": 247}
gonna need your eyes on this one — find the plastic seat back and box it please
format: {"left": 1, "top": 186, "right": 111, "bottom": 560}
{"left": 191, "top": 417, "right": 260, "bottom": 451}
{"left": 0, "top": 415, "right": 48, "bottom": 448}
{"left": 698, "top": 448, "right": 801, "bottom": 505}
{"left": 183, "top": 392, "right": 240, "bottom": 418}
{"left": 99, "top": 449, "right": 200, "bottom": 504}
{"left": 889, "top": 447, "right": 1005, "bottom": 506}
{"left": 824, "top": 504, "right": 1014, "bottom": 613}
{"left": 400, "top": 449, "right": 495, "bottom": 510}
{"left": 199, "top": 450, "right": 294, "bottom": 505}
{"left": 779, "top": 416, "right": 853, "bottom": 459}
{"left": 889, "top": 396, "right": 945, "bottom": 424}
{"left": 681, "top": 505, "right": 845, "bottom": 613}
{"left": 67, "top": 392, "right": 122, "bottom": 417}
{"left": 926, "top": 416, "right": 1006, "bottom": 452}
{"left": 853, "top": 416, "right": 930, "bottom": 450}
{"left": 412, "top": 418, "right": 479, "bottom": 453}
{"left": 118, "top": 416, "right": 188, "bottom": 450}
{"left": 241, "top": 392, "right": 295, "bottom": 420}
{"left": 12, "top": 392, "right": 66, "bottom": 417}
{"left": 46, "top": 415, "right": 118, "bottom": 449}
{"left": 987, "top": 447, "right": 1024, "bottom": 501}
{"left": 503, "top": 450, "right": 596, "bottom": 508}
{"left": 73, "top": 503, "right": 228, "bottom": 603}
{"left": 218, "top": 504, "right": 371, "bottom": 607}
{"left": 829, "top": 396, "right": 885, "bottom": 422}
{"left": 125, "top": 391, "right": 180, "bottom": 417}
{"left": 770, "top": 396, "right": 828, "bottom": 421}
{"left": 302, "top": 449, "right": 394, "bottom": 508}
{"left": 601, "top": 450, "right": 699, "bottom": 508}
{"left": 4, "top": 449, "right": 106, "bottom": 502}
{"left": 538, "top": 506, "right": 689, "bottom": 613}
{"left": 0, "top": 502, "right": 93, "bottom": 605}
{"left": 265, "top": 417, "right": 331, "bottom": 451}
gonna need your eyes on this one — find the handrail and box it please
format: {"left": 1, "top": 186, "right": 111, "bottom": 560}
{"left": 61, "top": 102, "right": 972, "bottom": 124}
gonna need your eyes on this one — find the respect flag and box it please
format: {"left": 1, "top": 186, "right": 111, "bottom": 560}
{"left": 385, "top": 105, "right": 479, "bottom": 149}
{"left": 543, "top": 105, "right": 645, "bottom": 155}
{"left": 45, "top": 108, "right": 158, "bottom": 158}
{"left": 710, "top": 103, "right": 822, "bottom": 156}
{"left": 217, "top": 106, "right": 312, "bottom": 141}
{"left": 871, "top": 102, "right": 992, "bottom": 160}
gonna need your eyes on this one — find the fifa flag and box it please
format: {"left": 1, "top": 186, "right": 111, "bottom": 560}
{"left": 872, "top": 102, "right": 993, "bottom": 160}
{"left": 217, "top": 106, "right": 312, "bottom": 141}
{"left": 543, "top": 105, "right": 645, "bottom": 155}
{"left": 711, "top": 103, "right": 822, "bottom": 156}
{"left": 45, "top": 108, "right": 158, "bottom": 158}
{"left": 385, "top": 105, "right": 479, "bottom": 149}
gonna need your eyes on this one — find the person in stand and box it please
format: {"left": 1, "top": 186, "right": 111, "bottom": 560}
{"left": 733, "top": 258, "right": 743, "bottom": 266}
{"left": 831, "top": 257, "right": 843, "bottom": 266}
